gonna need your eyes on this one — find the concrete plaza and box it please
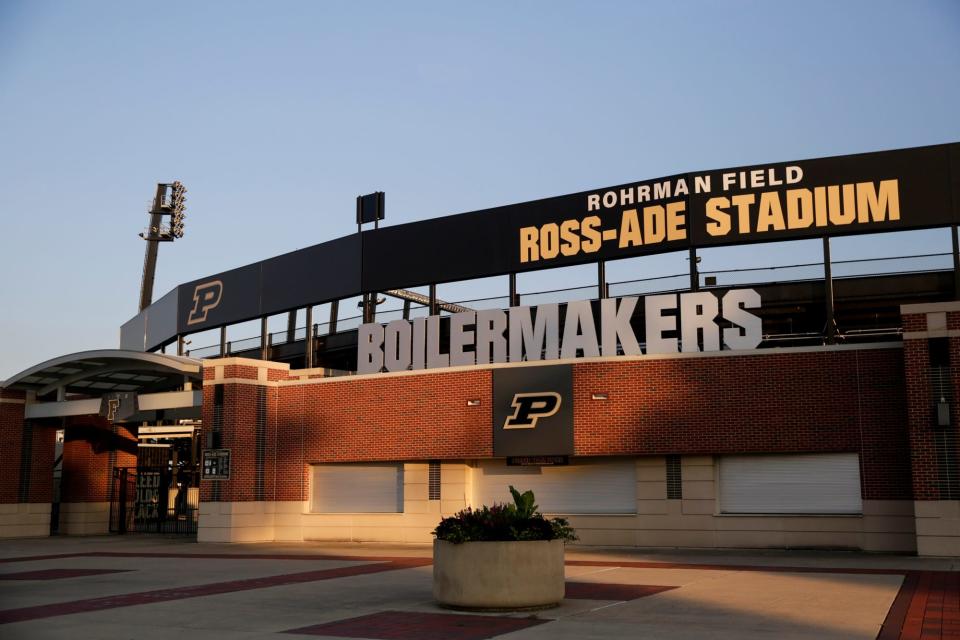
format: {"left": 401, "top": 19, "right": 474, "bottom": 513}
{"left": 0, "top": 537, "right": 957, "bottom": 639}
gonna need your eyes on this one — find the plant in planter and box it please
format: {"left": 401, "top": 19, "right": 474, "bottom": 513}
{"left": 432, "top": 487, "right": 576, "bottom": 611}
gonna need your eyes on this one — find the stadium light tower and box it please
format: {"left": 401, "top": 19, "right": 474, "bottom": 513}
{"left": 138, "top": 181, "right": 188, "bottom": 312}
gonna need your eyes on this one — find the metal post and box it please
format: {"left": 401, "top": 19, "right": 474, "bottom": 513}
{"left": 139, "top": 211, "right": 163, "bottom": 312}
{"left": 598, "top": 261, "right": 608, "bottom": 298}
{"left": 286, "top": 310, "right": 297, "bottom": 343}
{"left": 429, "top": 284, "right": 438, "bottom": 315}
{"left": 402, "top": 300, "right": 411, "bottom": 320}
{"left": 305, "top": 306, "right": 314, "bottom": 369}
{"left": 509, "top": 273, "right": 519, "bottom": 306}
{"left": 952, "top": 225, "right": 960, "bottom": 299}
{"left": 689, "top": 247, "right": 699, "bottom": 292}
{"left": 329, "top": 300, "right": 339, "bottom": 334}
{"left": 176, "top": 335, "right": 184, "bottom": 356}
{"left": 219, "top": 326, "right": 227, "bottom": 358}
{"left": 260, "top": 317, "right": 269, "bottom": 360}
{"left": 823, "top": 237, "right": 837, "bottom": 344}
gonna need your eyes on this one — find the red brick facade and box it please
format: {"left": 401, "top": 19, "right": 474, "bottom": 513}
{"left": 60, "top": 418, "right": 137, "bottom": 503}
{"left": 0, "top": 389, "right": 56, "bottom": 504}
{"left": 201, "top": 346, "right": 913, "bottom": 503}
{"left": 903, "top": 309, "right": 960, "bottom": 501}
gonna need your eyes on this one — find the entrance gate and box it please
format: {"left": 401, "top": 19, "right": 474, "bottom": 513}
{"left": 109, "top": 466, "right": 199, "bottom": 535}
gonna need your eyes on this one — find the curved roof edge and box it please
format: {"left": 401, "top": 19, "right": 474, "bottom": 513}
{"left": 2, "top": 349, "right": 201, "bottom": 391}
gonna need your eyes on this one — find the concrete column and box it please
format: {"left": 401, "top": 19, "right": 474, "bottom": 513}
{"left": 198, "top": 358, "right": 289, "bottom": 543}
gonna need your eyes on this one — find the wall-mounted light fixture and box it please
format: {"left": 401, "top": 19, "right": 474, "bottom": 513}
{"left": 466, "top": 399, "right": 481, "bottom": 406}
{"left": 591, "top": 393, "right": 609, "bottom": 400}
{"left": 937, "top": 398, "right": 951, "bottom": 426}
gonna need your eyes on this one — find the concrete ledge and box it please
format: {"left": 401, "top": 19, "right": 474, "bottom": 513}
{"left": 0, "top": 503, "right": 50, "bottom": 538}
{"left": 59, "top": 502, "right": 109, "bottom": 536}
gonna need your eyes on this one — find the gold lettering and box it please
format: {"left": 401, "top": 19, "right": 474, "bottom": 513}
{"left": 666, "top": 201, "right": 687, "bottom": 241}
{"left": 619, "top": 209, "right": 642, "bottom": 248}
{"left": 581, "top": 216, "right": 602, "bottom": 253}
{"left": 559, "top": 219, "right": 580, "bottom": 256}
{"left": 643, "top": 205, "right": 665, "bottom": 243}
{"left": 519, "top": 226, "right": 539, "bottom": 262}
{"left": 731, "top": 194, "right": 755, "bottom": 234}
{"left": 756, "top": 192, "right": 786, "bottom": 232}
{"left": 786, "top": 188, "right": 814, "bottom": 229}
{"left": 856, "top": 179, "right": 900, "bottom": 223}
{"left": 706, "top": 196, "right": 731, "bottom": 236}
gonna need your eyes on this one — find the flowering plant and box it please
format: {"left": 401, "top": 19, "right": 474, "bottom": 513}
{"left": 432, "top": 486, "right": 577, "bottom": 544}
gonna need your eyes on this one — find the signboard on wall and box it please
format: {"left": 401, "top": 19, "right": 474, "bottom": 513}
{"left": 202, "top": 449, "right": 231, "bottom": 480}
{"left": 493, "top": 365, "right": 574, "bottom": 458}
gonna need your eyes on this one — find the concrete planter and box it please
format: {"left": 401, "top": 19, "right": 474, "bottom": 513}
{"left": 432, "top": 539, "right": 565, "bottom": 611}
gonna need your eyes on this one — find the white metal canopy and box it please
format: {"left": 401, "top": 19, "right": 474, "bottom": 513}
{"left": 2, "top": 349, "right": 201, "bottom": 396}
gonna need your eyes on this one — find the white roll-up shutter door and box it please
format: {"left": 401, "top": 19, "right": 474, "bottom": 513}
{"left": 719, "top": 453, "right": 862, "bottom": 514}
{"left": 473, "top": 458, "right": 636, "bottom": 514}
{"left": 311, "top": 464, "right": 403, "bottom": 513}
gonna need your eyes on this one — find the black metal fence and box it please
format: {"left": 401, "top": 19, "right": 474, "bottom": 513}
{"left": 109, "top": 467, "right": 198, "bottom": 535}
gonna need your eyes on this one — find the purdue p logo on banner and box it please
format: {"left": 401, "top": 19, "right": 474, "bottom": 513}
{"left": 187, "top": 280, "right": 223, "bottom": 326}
{"left": 504, "top": 392, "right": 562, "bottom": 430}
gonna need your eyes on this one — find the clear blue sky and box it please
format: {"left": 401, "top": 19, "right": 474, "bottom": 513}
{"left": 1, "top": 0, "right": 958, "bottom": 378}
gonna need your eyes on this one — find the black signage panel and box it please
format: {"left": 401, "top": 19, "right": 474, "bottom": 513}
{"left": 260, "top": 235, "right": 361, "bottom": 317}
{"left": 493, "top": 365, "right": 573, "bottom": 457}
{"left": 145, "top": 287, "right": 180, "bottom": 351}
{"left": 121, "top": 142, "right": 960, "bottom": 352}
{"left": 690, "top": 144, "right": 957, "bottom": 247}
{"left": 202, "top": 448, "right": 231, "bottom": 480}
{"left": 177, "top": 263, "right": 261, "bottom": 334}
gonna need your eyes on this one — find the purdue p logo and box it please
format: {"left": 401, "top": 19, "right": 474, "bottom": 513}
{"left": 503, "top": 392, "right": 562, "bottom": 430}
{"left": 187, "top": 280, "right": 223, "bottom": 326}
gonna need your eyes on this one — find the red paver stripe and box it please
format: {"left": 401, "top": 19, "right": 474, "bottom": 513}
{"left": 0, "top": 553, "right": 85, "bottom": 564}
{"left": 564, "top": 581, "right": 676, "bottom": 601}
{"left": 284, "top": 610, "right": 549, "bottom": 640}
{"left": 879, "top": 571, "right": 918, "bottom": 640}
{"left": 0, "top": 552, "right": 426, "bottom": 564}
{"left": 0, "top": 568, "right": 131, "bottom": 581}
{"left": 565, "top": 559, "right": 904, "bottom": 576}
{"left": 0, "top": 558, "right": 430, "bottom": 625}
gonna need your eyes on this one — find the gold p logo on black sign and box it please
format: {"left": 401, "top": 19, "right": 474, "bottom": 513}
{"left": 187, "top": 280, "right": 223, "bottom": 326}
{"left": 503, "top": 392, "right": 562, "bottom": 430}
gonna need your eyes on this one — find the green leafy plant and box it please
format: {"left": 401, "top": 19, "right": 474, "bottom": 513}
{"left": 432, "top": 485, "right": 577, "bottom": 544}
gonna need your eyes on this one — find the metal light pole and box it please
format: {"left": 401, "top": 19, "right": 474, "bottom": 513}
{"left": 138, "top": 181, "right": 187, "bottom": 312}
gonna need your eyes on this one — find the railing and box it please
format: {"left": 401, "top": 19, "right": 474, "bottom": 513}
{"left": 184, "top": 251, "right": 953, "bottom": 360}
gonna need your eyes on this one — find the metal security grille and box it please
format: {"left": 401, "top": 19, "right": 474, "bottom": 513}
{"left": 719, "top": 453, "right": 863, "bottom": 514}
{"left": 428, "top": 462, "right": 441, "bottom": 501}
{"left": 666, "top": 455, "right": 682, "bottom": 499}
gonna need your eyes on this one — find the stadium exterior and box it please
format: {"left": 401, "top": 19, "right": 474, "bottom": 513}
{"left": 2, "top": 142, "right": 960, "bottom": 556}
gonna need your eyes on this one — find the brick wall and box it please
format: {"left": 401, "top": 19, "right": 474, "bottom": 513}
{"left": 573, "top": 348, "right": 911, "bottom": 500}
{"left": 0, "top": 390, "right": 57, "bottom": 505}
{"left": 903, "top": 309, "right": 960, "bottom": 501}
{"left": 0, "top": 390, "right": 27, "bottom": 504}
{"left": 204, "top": 347, "right": 911, "bottom": 503}
{"left": 60, "top": 418, "right": 137, "bottom": 503}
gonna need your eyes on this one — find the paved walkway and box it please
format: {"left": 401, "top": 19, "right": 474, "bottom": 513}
{"left": 0, "top": 537, "right": 957, "bottom": 639}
